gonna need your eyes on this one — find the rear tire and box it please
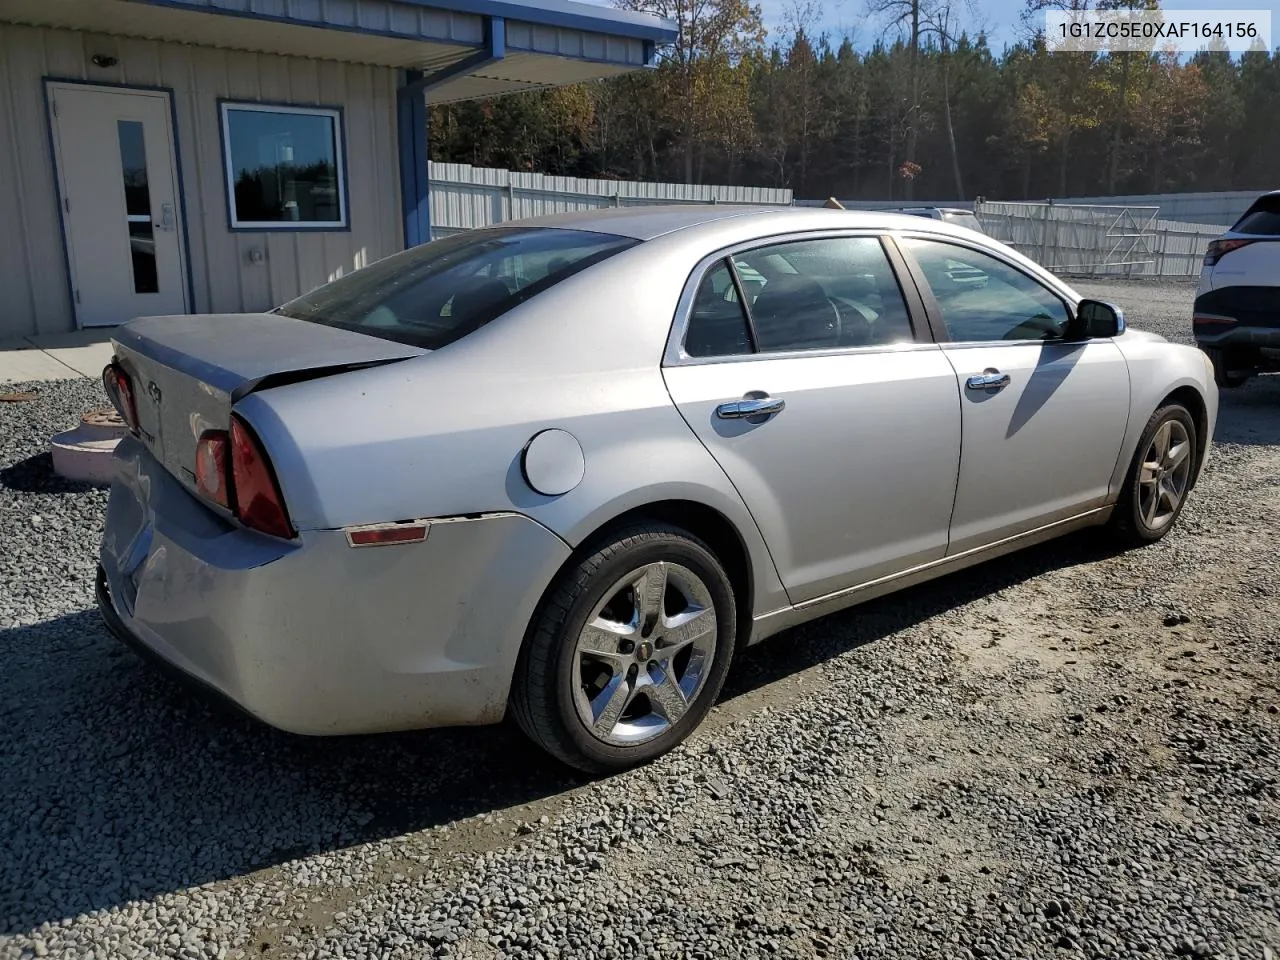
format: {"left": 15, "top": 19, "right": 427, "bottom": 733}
{"left": 510, "top": 522, "right": 736, "bottom": 774}
{"left": 1206, "top": 347, "right": 1251, "bottom": 388}
{"left": 1110, "top": 403, "right": 1198, "bottom": 547}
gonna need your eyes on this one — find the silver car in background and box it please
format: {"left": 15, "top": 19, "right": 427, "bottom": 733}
{"left": 97, "top": 207, "right": 1218, "bottom": 772}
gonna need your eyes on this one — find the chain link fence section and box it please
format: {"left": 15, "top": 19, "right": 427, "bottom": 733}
{"left": 973, "top": 200, "right": 1221, "bottom": 279}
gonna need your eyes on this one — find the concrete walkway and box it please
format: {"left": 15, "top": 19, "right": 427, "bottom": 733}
{"left": 0, "top": 330, "right": 115, "bottom": 384}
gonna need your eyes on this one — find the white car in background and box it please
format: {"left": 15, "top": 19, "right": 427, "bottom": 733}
{"left": 897, "top": 207, "right": 986, "bottom": 235}
{"left": 1194, "top": 190, "right": 1280, "bottom": 387}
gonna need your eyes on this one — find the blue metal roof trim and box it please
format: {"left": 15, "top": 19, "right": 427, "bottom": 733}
{"left": 140, "top": 0, "right": 676, "bottom": 45}
{"left": 404, "top": 0, "right": 677, "bottom": 42}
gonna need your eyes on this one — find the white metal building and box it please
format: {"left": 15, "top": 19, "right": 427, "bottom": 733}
{"left": 0, "top": 0, "right": 674, "bottom": 340}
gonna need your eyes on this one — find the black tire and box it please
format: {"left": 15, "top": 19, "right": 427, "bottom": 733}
{"left": 510, "top": 522, "right": 737, "bottom": 774}
{"left": 1206, "top": 347, "right": 1250, "bottom": 388}
{"left": 1110, "top": 403, "right": 1198, "bottom": 547}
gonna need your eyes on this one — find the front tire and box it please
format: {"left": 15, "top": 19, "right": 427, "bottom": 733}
{"left": 510, "top": 522, "right": 736, "bottom": 774}
{"left": 1110, "top": 403, "right": 1198, "bottom": 547}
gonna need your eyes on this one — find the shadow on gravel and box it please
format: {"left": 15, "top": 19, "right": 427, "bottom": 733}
{"left": 3, "top": 367, "right": 1270, "bottom": 932}
{"left": 722, "top": 529, "right": 1115, "bottom": 701}
{"left": 0, "top": 452, "right": 105, "bottom": 494}
{"left": 1, "top": 529, "right": 1120, "bottom": 933}
{"left": 1214, "top": 374, "right": 1280, "bottom": 447}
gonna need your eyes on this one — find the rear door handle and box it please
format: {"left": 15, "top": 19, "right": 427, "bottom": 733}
{"left": 966, "top": 368, "right": 1011, "bottom": 392}
{"left": 715, "top": 396, "right": 785, "bottom": 420}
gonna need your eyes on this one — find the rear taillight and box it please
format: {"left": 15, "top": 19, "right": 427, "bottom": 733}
{"left": 230, "top": 416, "right": 294, "bottom": 539}
{"left": 1193, "top": 313, "right": 1238, "bottom": 333}
{"left": 194, "top": 430, "right": 231, "bottom": 508}
{"left": 190, "top": 416, "right": 294, "bottom": 539}
{"left": 102, "top": 362, "right": 138, "bottom": 433}
{"left": 1204, "top": 238, "right": 1254, "bottom": 266}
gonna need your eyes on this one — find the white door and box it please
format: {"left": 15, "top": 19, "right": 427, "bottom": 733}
{"left": 48, "top": 83, "right": 188, "bottom": 327}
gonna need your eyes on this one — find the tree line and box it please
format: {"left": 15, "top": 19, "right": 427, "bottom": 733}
{"left": 427, "top": 0, "right": 1280, "bottom": 202}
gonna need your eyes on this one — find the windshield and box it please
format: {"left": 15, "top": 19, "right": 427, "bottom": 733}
{"left": 275, "top": 227, "right": 638, "bottom": 349}
{"left": 941, "top": 211, "right": 984, "bottom": 233}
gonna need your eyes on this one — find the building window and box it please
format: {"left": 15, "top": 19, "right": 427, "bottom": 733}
{"left": 219, "top": 102, "right": 346, "bottom": 230}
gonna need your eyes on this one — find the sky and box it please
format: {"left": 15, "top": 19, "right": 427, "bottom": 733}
{"left": 584, "top": 0, "right": 1280, "bottom": 56}
{"left": 758, "top": 0, "right": 1280, "bottom": 54}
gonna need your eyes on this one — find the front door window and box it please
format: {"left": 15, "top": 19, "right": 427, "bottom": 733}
{"left": 899, "top": 237, "right": 1070, "bottom": 342}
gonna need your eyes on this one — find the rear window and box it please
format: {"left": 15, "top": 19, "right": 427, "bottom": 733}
{"left": 1232, "top": 195, "right": 1280, "bottom": 236}
{"left": 274, "top": 227, "right": 638, "bottom": 349}
{"left": 941, "top": 211, "right": 984, "bottom": 233}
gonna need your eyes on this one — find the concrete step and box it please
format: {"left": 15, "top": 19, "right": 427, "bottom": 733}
{"left": 50, "top": 408, "right": 127, "bottom": 484}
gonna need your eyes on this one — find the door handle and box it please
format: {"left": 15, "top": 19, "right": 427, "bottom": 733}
{"left": 715, "top": 396, "right": 785, "bottom": 420}
{"left": 157, "top": 202, "right": 175, "bottom": 232}
{"left": 966, "top": 368, "right": 1011, "bottom": 392}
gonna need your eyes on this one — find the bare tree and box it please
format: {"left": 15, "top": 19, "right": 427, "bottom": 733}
{"left": 866, "top": 0, "right": 923, "bottom": 198}
{"left": 921, "top": 0, "right": 976, "bottom": 198}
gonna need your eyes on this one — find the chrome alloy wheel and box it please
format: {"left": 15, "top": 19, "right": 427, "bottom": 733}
{"left": 572, "top": 561, "right": 718, "bottom": 746}
{"left": 1139, "top": 419, "right": 1192, "bottom": 531}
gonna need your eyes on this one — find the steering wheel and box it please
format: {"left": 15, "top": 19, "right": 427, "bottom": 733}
{"left": 1002, "top": 313, "right": 1064, "bottom": 341}
{"left": 823, "top": 297, "right": 844, "bottom": 346}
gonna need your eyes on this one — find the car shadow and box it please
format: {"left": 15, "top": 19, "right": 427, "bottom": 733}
{"left": 1004, "top": 341, "right": 1084, "bottom": 438}
{"left": 0, "top": 528, "right": 1114, "bottom": 934}
{"left": 1214, "top": 373, "right": 1280, "bottom": 446}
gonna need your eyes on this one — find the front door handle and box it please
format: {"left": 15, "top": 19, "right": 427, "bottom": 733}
{"left": 966, "top": 368, "right": 1011, "bottom": 392}
{"left": 715, "top": 395, "right": 785, "bottom": 420}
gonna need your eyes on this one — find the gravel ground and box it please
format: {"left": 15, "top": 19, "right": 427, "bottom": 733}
{"left": 1, "top": 280, "right": 1277, "bottom": 960}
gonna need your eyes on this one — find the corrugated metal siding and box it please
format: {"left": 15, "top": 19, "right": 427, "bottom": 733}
{"left": 134, "top": 0, "right": 486, "bottom": 45}
{"left": 974, "top": 201, "right": 1222, "bottom": 279}
{"left": 504, "top": 22, "right": 646, "bottom": 66}
{"left": 1053, "top": 191, "right": 1261, "bottom": 227}
{"left": 428, "top": 161, "right": 793, "bottom": 234}
{"left": 1, "top": 0, "right": 482, "bottom": 70}
{"left": 796, "top": 191, "right": 1265, "bottom": 228}
{"left": 0, "top": 22, "right": 403, "bottom": 338}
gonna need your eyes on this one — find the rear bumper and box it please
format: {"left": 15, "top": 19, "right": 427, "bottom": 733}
{"left": 1193, "top": 285, "right": 1280, "bottom": 347}
{"left": 98, "top": 436, "right": 572, "bottom": 735}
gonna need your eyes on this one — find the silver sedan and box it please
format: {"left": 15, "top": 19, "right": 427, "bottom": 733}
{"left": 97, "top": 207, "right": 1218, "bottom": 772}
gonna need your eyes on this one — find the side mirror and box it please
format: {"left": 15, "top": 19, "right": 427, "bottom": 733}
{"left": 1069, "top": 299, "right": 1125, "bottom": 340}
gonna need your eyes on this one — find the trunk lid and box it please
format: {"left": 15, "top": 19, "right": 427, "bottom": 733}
{"left": 111, "top": 313, "right": 426, "bottom": 496}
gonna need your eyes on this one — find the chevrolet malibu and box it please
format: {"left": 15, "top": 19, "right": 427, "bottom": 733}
{"left": 97, "top": 206, "right": 1218, "bottom": 772}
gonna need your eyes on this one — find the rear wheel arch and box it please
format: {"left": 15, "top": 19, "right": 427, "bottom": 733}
{"left": 530, "top": 499, "right": 756, "bottom": 655}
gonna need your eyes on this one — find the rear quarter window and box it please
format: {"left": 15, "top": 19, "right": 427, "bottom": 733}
{"left": 1232, "top": 196, "right": 1280, "bottom": 236}
{"left": 274, "top": 227, "right": 638, "bottom": 349}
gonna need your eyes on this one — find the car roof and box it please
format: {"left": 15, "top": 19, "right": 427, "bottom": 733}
{"left": 500, "top": 204, "right": 964, "bottom": 241}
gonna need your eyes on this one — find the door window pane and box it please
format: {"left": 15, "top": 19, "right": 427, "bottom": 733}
{"left": 221, "top": 104, "right": 345, "bottom": 228}
{"left": 117, "top": 120, "right": 158, "bottom": 294}
{"left": 901, "top": 238, "right": 1069, "bottom": 342}
{"left": 732, "top": 237, "right": 914, "bottom": 352}
{"left": 684, "top": 261, "right": 753, "bottom": 357}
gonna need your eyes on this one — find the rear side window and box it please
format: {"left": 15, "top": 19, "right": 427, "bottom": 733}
{"left": 685, "top": 262, "right": 753, "bottom": 357}
{"left": 1232, "top": 195, "right": 1280, "bottom": 236}
{"left": 275, "top": 227, "right": 637, "bottom": 349}
{"left": 682, "top": 236, "right": 915, "bottom": 358}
